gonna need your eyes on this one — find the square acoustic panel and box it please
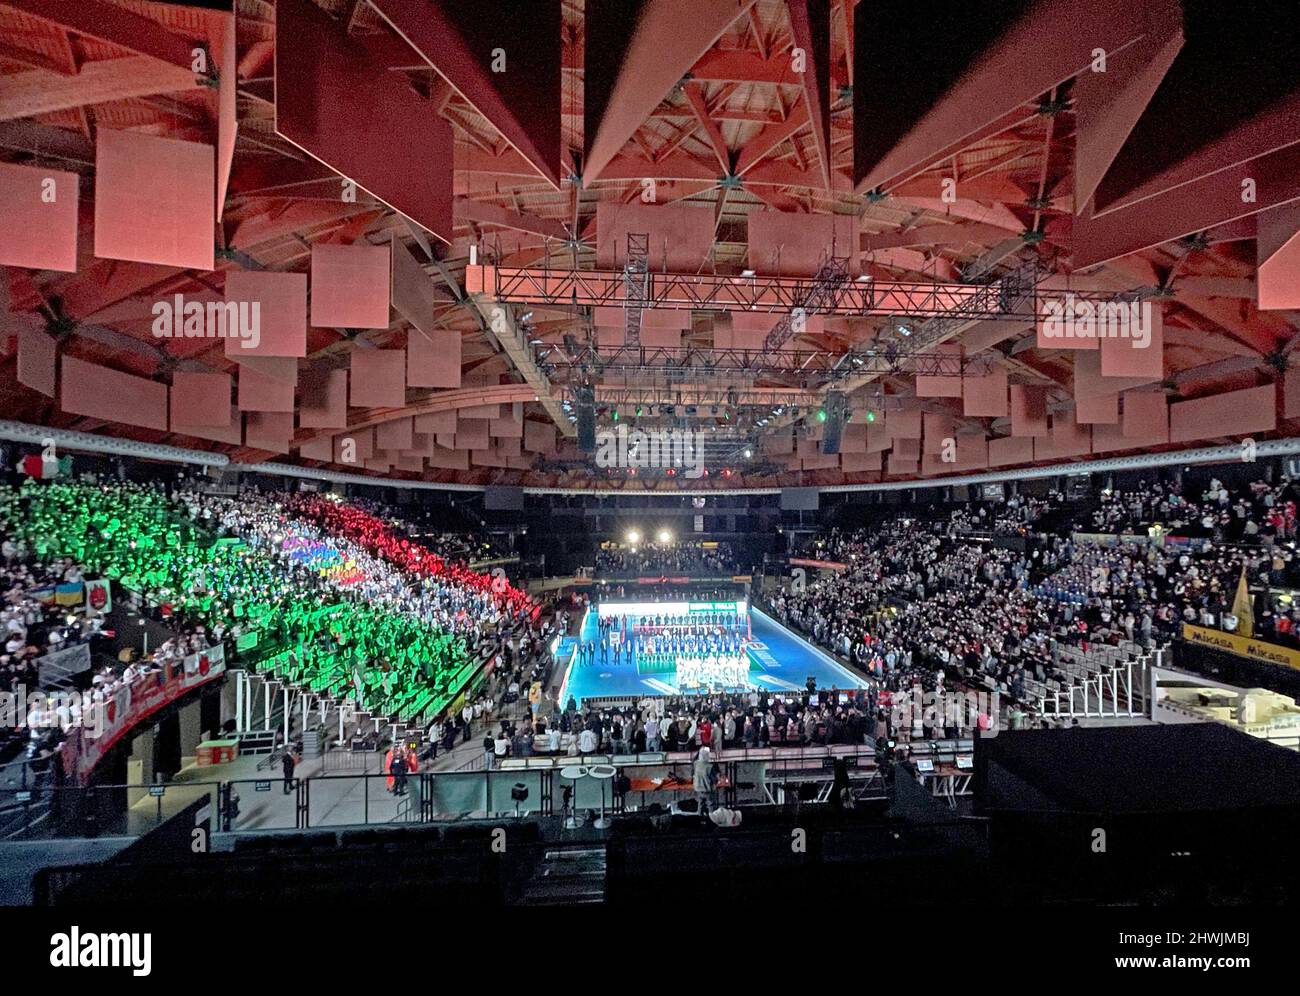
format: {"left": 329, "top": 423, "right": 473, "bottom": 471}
{"left": 94, "top": 130, "right": 213, "bottom": 271}
{"left": 244, "top": 411, "right": 294, "bottom": 454}
{"left": 237, "top": 357, "right": 298, "bottom": 412}
{"left": 0, "top": 163, "right": 78, "bottom": 272}
{"left": 407, "top": 328, "right": 461, "bottom": 388}
{"left": 173, "top": 404, "right": 241, "bottom": 446}
{"left": 224, "top": 271, "right": 308, "bottom": 358}
{"left": 298, "top": 367, "right": 348, "bottom": 428}
{"left": 375, "top": 416, "right": 414, "bottom": 451}
{"left": 170, "top": 371, "right": 231, "bottom": 427}
{"left": 349, "top": 348, "right": 406, "bottom": 408}
{"left": 311, "top": 244, "right": 391, "bottom": 329}
{"left": 17, "top": 328, "right": 56, "bottom": 398}
{"left": 62, "top": 356, "right": 168, "bottom": 432}
{"left": 414, "top": 410, "right": 457, "bottom": 435}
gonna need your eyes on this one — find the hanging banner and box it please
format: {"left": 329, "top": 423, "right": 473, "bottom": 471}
{"left": 61, "top": 644, "right": 226, "bottom": 785}
{"left": 84, "top": 578, "right": 112, "bottom": 613}
{"left": 35, "top": 642, "right": 91, "bottom": 685}
{"left": 1181, "top": 623, "right": 1300, "bottom": 671}
{"left": 789, "top": 557, "right": 849, "bottom": 572}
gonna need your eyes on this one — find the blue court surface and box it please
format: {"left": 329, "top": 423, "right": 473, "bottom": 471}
{"left": 560, "top": 606, "right": 869, "bottom": 705}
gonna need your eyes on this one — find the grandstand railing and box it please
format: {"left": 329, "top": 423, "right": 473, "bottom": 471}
{"left": 1037, "top": 641, "right": 1165, "bottom": 719}
{"left": 0, "top": 742, "right": 900, "bottom": 840}
{"left": 60, "top": 646, "right": 228, "bottom": 786}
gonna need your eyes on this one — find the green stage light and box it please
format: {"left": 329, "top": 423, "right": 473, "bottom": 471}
{"left": 817, "top": 409, "right": 827, "bottom": 422}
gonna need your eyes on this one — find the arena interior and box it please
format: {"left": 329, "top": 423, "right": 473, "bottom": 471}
{"left": 0, "top": 0, "right": 1298, "bottom": 968}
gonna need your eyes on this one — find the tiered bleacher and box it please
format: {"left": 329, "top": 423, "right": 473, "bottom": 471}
{"left": 0, "top": 480, "right": 540, "bottom": 762}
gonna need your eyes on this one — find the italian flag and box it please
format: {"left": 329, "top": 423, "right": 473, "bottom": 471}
{"left": 17, "top": 454, "right": 71, "bottom": 479}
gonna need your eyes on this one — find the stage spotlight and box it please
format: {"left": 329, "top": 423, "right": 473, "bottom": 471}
{"left": 744, "top": 448, "right": 752, "bottom": 458}
{"left": 626, "top": 529, "right": 640, "bottom": 544}
{"left": 866, "top": 411, "right": 876, "bottom": 422}
{"left": 657, "top": 529, "right": 672, "bottom": 543}
{"left": 817, "top": 409, "right": 827, "bottom": 422}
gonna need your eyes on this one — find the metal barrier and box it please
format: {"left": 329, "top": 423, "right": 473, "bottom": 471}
{"left": 0, "top": 743, "right": 889, "bottom": 839}
{"left": 321, "top": 747, "right": 381, "bottom": 773}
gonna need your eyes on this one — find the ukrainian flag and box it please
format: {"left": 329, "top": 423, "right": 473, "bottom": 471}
{"left": 55, "top": 583, "right": 84, "bottom": 606}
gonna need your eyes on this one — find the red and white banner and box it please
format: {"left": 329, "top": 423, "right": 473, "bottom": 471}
{"left": 62, "top": 645, "right": 226, "bottom": 785}
{"left": 789, "top": 558, "right": 849, "bottom": 572}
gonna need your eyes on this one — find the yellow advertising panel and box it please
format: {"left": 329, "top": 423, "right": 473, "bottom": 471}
{"left": 1181, "top": 623, "right": 1300, "bottom": 672}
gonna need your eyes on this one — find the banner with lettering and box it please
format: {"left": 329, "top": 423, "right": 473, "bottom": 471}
{"left": 1181, "top": 623, "right": 1300, "bottom": 671}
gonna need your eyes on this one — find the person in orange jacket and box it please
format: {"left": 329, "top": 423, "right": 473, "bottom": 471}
{"left": 385, "top": 743, "right": 421, "bottom": 793}
{"left": 384, "top": 746, "right": 396, "bottom": 792}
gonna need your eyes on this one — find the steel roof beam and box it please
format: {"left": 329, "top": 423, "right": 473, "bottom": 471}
{"left": 583, "top": 0, "right": 757, "bottom": 184}
{"left": 368, "top": 0, "right": 564, "bottom": 190}
{"left": 1, "top": 0, "right": 201, "bottom": 71}
{"left": 853, "top": 0, "right": 1161, "bottom": 195}
{"left": 784, "top": 0, "right": 832, "bottom": 189}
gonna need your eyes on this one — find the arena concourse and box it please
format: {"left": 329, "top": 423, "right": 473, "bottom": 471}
{"left": 0, "top": 0, "right": 1297, "bottom": 970}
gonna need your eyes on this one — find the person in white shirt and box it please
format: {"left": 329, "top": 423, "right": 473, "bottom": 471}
{"left": 578, "top": 726, "right": 597, "bottom": 754}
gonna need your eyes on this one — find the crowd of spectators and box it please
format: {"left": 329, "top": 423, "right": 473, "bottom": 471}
{"left": 348, "top": 498, "right": 509, "bottom": 565}
{"left": 596, "top": 541, "right": 740, "bottom": 576}
{"left": 772, "top": 473, "right": 1300, "bottom": 722}
{"left": 773, "top": 519, "right": 1056, "bottom": 714}
{"left": 1091, "top": 476, "right": 1300, "bottom": 542}
{"left": 0, "top": 503, "right": 222, "bottom": 772}
{"left": 0, "top": 480, "right": 542, "bottom": 738}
